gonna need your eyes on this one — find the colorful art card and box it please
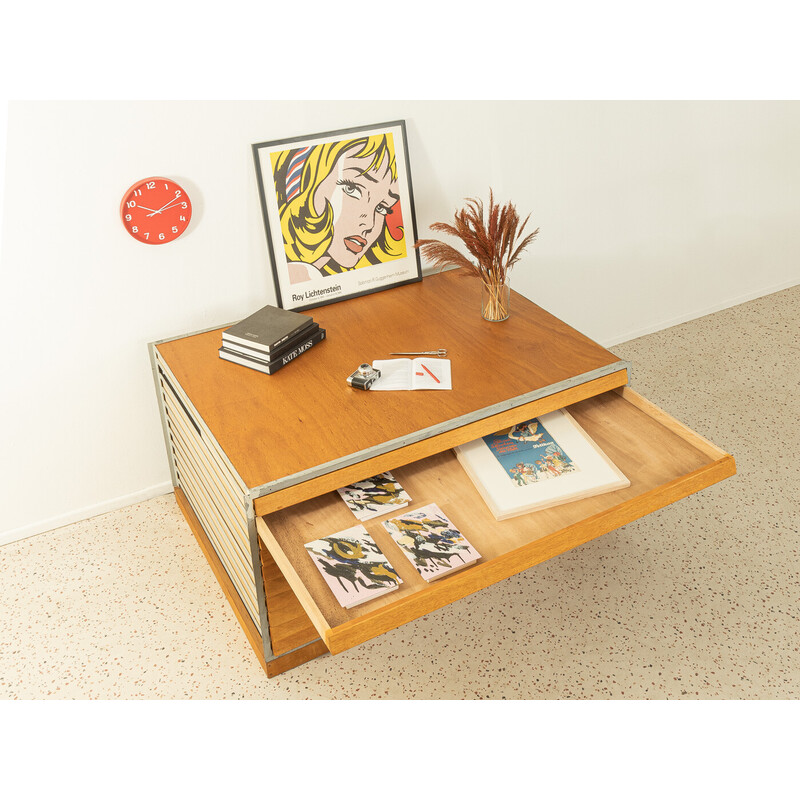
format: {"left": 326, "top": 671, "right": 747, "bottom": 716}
{"left": 336, "top": 472, "right": 411, "bottom": 521}
{"left": 304, "top": 525, "right": 402, "bottom": 609}
{"left": 382, "top": 503, "right": 481, "bottom": 582}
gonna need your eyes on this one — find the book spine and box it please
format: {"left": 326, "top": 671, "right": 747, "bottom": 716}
{"left": 218, "top": 349, "right": 273, "bottom": 374}
{"left": 222, "top": 329, "right": 292, "bottom": 353}
{"left": 242, "top": 328, "right": 326, "bottom": 366}
{"left": 270, "top": 330, "right": 326, "bottom": 372}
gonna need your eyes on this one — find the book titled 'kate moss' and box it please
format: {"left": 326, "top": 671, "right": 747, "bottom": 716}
{"left": 218, "top": 327, "right": 326, "bottom": 374}
{"left": 304, "top": 525, "right": 403, "bottom": 609}
{"left": 222, "top": 303, "right": 314, "bottom": 354}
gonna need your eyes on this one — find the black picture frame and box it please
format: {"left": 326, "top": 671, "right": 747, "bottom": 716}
{"left": 253, "top": 120, "right": 422, "bottom": 311}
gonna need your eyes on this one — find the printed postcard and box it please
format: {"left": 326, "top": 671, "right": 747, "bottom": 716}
{"left": 336, "top": 472, "right": 411, "bottom": 521}
{"left": 382, "top": 503, "right": 480, "bottom": 581}
{"left": 304, "top": 524, "right": 402, "bottom": 609}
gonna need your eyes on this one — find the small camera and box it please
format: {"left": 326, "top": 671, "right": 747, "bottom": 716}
{"left": 347, "top": 363, "right": 381, "bottom": 390}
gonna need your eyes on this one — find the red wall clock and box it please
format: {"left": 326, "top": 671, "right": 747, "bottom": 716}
{"left": 120, "top": 176, "right": 192, "bottom": 244}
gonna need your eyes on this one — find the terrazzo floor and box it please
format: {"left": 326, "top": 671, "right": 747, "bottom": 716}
{"left": 1, "top": 286, "right": 798, "bottom": 700}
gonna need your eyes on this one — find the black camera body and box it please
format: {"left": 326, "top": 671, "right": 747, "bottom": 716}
{"left": 347, "top": 363, "right": 381, "bottom": 390}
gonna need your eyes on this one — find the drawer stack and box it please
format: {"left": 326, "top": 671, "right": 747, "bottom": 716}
{"left": 153, "top": 353, "right": 261, "bottom": 634}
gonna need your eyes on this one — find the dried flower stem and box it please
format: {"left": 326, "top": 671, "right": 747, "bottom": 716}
{"left": 414, "top": 189, "right": 539, "bottom": 294}
{"left": 482, "top": 281, "right": 510, "bottom": 321}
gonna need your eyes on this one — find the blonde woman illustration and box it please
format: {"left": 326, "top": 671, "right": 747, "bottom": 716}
{"left": 271, "top": 134, "right": 406, "bottom": 284}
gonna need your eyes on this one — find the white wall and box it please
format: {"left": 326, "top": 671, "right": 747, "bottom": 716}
{"left": 1, "top": 100, "right": 798, "bottom": 543}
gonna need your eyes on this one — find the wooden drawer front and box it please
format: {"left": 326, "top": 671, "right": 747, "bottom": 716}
{"left": 251, "top": 367, "right": 630, "bottom": 517}
{"left": 155, "top": 355, "right": 261, "bottom": 632}
{"left": 257, "top": 387, "right": 736, "bottom": 655}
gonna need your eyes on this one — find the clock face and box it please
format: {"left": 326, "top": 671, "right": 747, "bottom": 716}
{"left": 120, "top": 177, "right": 192, "bottom": 244}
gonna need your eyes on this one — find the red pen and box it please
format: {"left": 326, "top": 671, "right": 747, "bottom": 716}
{"left": 421, "top": 363, "right": 441, "bottom": 384}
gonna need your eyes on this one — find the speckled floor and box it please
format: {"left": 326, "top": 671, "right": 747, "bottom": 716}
{"left": 2, "top": 286, "right": 798, "bottom": 700}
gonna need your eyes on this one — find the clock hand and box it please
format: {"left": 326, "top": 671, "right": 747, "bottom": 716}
{"left": 137, "top": 205, "right": 160, "bottom": 213}
{"left": 153, "top": 199, "right": 185, "bottom": 214}
{"left": 147, "top": 195, "right": 183, "bottom": 215}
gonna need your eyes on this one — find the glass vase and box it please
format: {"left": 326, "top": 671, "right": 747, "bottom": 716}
{"left": 481, "top": 281, "right": 510, "bottom": 322}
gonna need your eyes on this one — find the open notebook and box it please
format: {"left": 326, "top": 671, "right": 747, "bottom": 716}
{"left": 369, "top": 358, "right": 452, "bottom": 391}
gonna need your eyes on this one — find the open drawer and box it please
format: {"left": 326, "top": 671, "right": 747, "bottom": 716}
{"left": 256, "top": 387, "right": 736, "bottom": 655}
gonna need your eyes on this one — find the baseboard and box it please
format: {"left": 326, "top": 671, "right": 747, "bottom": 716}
{"left": 602, "top": 277, "right": 800, "bottom": 348}
{"left": 0, "top": 482, "right": 175, "bottom": 548}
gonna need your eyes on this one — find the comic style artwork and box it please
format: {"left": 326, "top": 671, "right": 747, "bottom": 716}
{"left": 304, "top": 525, "right": 402, "bottom": 609}
{"left": 253, "top": 121, "right": 422, "bottom": 311}
{"left": 484, "top": 418, "right": 579, "bottom": 486}
{"left": 269, "top": 132, "right": 407, "bottom": 285}
{"left": 336, "top": 472, "right": 411, "bottom": 521}
{"left": 382, "top": 503, "right": 481, "bottom": 581}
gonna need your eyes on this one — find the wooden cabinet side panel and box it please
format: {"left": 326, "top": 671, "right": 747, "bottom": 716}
{"left": 177, "top": 487, "right": 329, "bottom": 676}
{"left": 264, "top": 640, "right": 330, "bottom": 678}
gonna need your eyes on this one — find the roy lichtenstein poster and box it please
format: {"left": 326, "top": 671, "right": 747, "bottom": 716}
{"left": 253, "top": 120, "right": 422, "bottom": 311}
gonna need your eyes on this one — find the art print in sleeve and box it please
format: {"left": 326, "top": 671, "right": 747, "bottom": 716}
{"left": 270, "top": 133, "right": 407, "bottom": 285}
{"left": 304, "top": 525, "right": 402, "bottom": 609}
{"left": 484, "top": 418, "right": 578, "bottom": 486}
{"left": 382, "top": 503, "right": 481, "bottom": 581}
{"left": 336, "top": 472, "right": 411, "bottom": 521}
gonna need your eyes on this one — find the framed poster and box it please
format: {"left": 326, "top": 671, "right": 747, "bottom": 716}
{"left": 253, "top": 120, "right": 422, "bottom": 311}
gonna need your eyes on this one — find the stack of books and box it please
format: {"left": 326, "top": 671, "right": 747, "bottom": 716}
{"left": 219, "top": 304, "right": 326, "bottom": 375}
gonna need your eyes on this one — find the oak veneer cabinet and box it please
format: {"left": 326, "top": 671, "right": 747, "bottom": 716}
{"left": 149, "top": 271, "right": 736, "bottom": 677}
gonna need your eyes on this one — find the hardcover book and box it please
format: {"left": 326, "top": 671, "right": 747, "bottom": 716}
{"left": 382, "top": 503, "right": 481, "bottom": 581}
{"left": 219, "top": 328, "right": 326, "bottom": 374}
{"left": 454, "top": 409, "right": 630, "bottom": 520}
{"left": 304, "top": 525, "right": 403, "bottom": 609}
{"left": 222, "top": 303, "right": 314, "bottom": 353}
{"left": 223, "top": 322, "right": 320, "bottom": 360}
{"left": 336, "top": 472, "right": 412, "bottom": 521}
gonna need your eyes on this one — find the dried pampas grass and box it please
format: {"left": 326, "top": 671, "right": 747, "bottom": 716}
{"left": 415, "top": 189, "right": 539, "bottom": 288}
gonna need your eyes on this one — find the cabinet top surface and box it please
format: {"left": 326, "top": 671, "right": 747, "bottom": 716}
{"left": 155, "top": 271, "right": 621, "bottom": 492}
